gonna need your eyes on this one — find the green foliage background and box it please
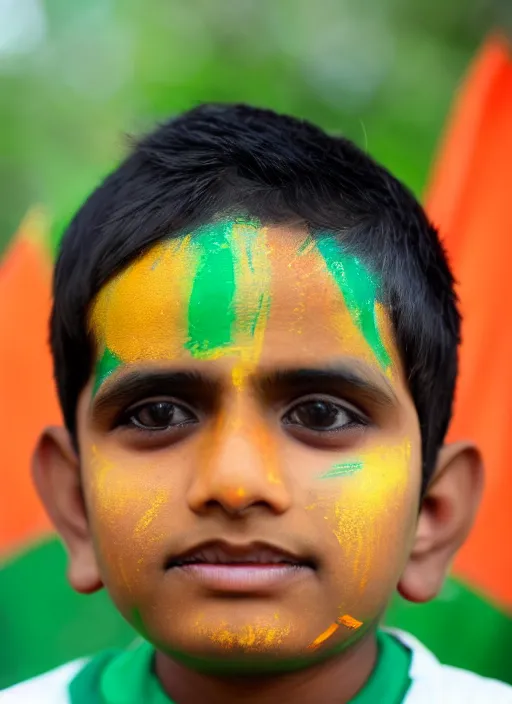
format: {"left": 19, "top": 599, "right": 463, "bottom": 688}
{"left": 0, "top": 0, "right": 504, "bottom": 252}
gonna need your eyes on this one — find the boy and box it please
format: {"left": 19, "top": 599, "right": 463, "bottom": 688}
{"left": 3, "top": 104, "right": 511, "bottom": 703}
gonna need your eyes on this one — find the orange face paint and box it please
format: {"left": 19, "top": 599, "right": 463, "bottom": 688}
{"left": 308, "top": 614, "right": 363, "bottom": 651}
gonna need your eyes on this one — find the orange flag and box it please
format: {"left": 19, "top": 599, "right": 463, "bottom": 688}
{"left": 0, "top": 209, "right": 60, "bottom": 555}
{"left": 426, "top": 35, "right": 512, "bottom": 607}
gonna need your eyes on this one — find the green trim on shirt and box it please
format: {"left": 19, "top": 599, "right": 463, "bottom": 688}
{"left": 68, "top": 651, "right": 117, "bottom": 704}
{"left": 68, "top": 642, "right": 171, "bottom": 704}
{"left": 350, "top": 631, "right": 412, "bottom": 704}
{"left": 101, "top": 639, "right": 170, "bottom": 704}
{"left": 69, "top": 631, "right": 412, "bottom": 704}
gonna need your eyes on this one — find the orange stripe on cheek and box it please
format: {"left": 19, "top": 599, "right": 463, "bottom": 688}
{"left": 308, "top": 622, "right": 340, "bottom": 650}
{"left": 308, "top": 614, "right": 363, "bottom": 650}
{"left": 338, "top": 614, "right": 363, "bottom": 630}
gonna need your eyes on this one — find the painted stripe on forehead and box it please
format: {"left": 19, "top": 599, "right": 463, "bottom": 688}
{"left": 92, "top": 347, "right": 123, "bottom": 397}
{"left": 186, "top": 219, "right": 272, "bottom": 363}
{"left": 89, "top": 236, "right": 197, "bottom": 393}
{"left": 231, "top": 220, "right": 272, "bottom": 364}
{"left": 91, "top": 220, "right": 273, "bottom": 395}
{"left": 315, "top": 236, "right": 391, "bottom": 371}
{"left": 185, "top": 221, "right": 237, "bottom": 358}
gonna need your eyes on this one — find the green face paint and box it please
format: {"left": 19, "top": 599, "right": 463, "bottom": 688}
{"left": 93, "top": 347, "right": 123, "bottom": 396}
{"left": 185, "top": 221, "right": 237, "bottom": 358}
{"left": 316, "top": 236, "right": 391, "bottom": 370}
{"left": 89, "top": 218, "right": 272, "bottom": 394}
{"left": 320, "top": 460, "right": 363, "bottom": 479}
{"left": 186, "top": 218, "right": 272, "bottom": 361}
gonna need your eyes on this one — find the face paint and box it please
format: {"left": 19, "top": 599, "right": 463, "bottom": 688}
{"left": 308, "top": 614, "right": 363, "bottom": 650}
{"left": 195, "top": 614, "right": 291, "bottom": 652}
{"left": 185, "top": 222, "right": 237, "bottom": 357}
{"left": 329, "top": 440, "right": 411, "bottom": 545}
{"left": 320, "top": 460, "right": 363, "bottom": 479}
{"left": 90, "top": 219, "right": 272, "bottom": 394}
{"left": 90, "top": 235, "right": 198, "bottom": 391}
{"left": 279, "top": 232, "right": 384, "bottom": 371}
{"left": 339, "top": 614, "right": 363, "bottom": 630}
{"left": 187, "top": 219, "right": 276, "bottom": 499}
{"left": 186, "top": 219, "right": 272, "bottom": 365}
{"left": 82, "top": 223, "right": 421, "bottom": 670}
{"left": 93, "top": 348, "right": 123, "bottom": 397}
{"left": 315, "top": 235, "right": 391, "bottom": 371}
{"left": 87, "top": 446, "right": 169, "bottom": 600}
{"left": 322, "top": 439, "right": 412, "bottom": 593}
{"left": 133, "top": 490, "right": 168, "bottom": 538}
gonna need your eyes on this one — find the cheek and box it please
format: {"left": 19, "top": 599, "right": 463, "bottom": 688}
{"left": 83, "top": 448, "right": 171, "bottom": 601}
{"left": 312, "top": 442, "right": 419, "bottom": 608}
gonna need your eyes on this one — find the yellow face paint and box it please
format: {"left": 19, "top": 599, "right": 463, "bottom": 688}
{"left": 90, "top": 236, "right": 197, "bottom": 373}
{"left": 195, "top": 613, "right": 291, "bottom": 652}
{"left": 133, "top": 491, "right": 168, "bottom": 538}
{"left": 269, "top": 231, "right": 392, "bottom": 370}
{"left": 82, "top": 222, "right": 419, "bottom": 667}
{"left": 86, "top": 446, "right": 170, "bottom": 594}
{"left": 312, "top": 438, "right": 415, "bottom": 607}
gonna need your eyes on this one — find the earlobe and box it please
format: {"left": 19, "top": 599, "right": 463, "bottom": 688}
{"left": 397, "top": 442, "right": 483, "bottom": 604}
{"left": 32, "top": 426, "right": 103, "bottom": 594}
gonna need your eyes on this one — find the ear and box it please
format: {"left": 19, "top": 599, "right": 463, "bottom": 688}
{"left": 32, "top": 426, "right": 103, "bottom": 594}
{"left": 398, "top": 442, "right": 483, "bottom": 603}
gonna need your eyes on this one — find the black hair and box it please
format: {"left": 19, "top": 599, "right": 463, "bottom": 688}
{"left": 51, "top": 103, "right": 460, "bottom": 493}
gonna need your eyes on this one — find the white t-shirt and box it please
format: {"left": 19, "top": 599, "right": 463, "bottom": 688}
{"left": 2, "top": 630, "right": 511, "bottom": 703}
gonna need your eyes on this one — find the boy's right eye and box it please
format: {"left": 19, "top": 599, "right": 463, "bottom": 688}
{"left": 124, "top": 400, "right": 198, "bottom": 431}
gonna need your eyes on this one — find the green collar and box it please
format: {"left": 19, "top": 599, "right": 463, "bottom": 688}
{"left": 350, "top": 631, "right": 412, "bottom": 704}
{"left": 70, "top": 631, "right": 412, "bottom": 704}
{"left": 69, "top": 640, "right": 170, "bottom": 704}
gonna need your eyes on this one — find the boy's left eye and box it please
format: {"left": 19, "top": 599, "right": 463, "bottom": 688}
{"left": 127, "top": 401, "right": 197, "bottom": 430}
{"left": 282, "top": 398, "right": 364, "bottom": 432}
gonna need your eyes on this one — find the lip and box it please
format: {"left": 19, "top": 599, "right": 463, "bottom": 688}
{"left": 165, "top": 540, "right": 316, "bottom": 593}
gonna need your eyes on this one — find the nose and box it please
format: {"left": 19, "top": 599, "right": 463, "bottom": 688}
{"left": 186, "top": 411, "right": 292, "bottom": 516}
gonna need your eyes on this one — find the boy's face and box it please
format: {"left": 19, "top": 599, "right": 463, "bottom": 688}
{"left": 70, "top": 221, "right": 424, "bottom": 668}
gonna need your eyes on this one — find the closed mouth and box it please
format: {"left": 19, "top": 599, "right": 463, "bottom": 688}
{"left": 166, "top": 540, "right": 316, "bottom": 569}
{"left": 165, "top": 540, "right": 316, "bottom": 570}
{"left": 165, "top": 540, "right": 316, "bottom": 593}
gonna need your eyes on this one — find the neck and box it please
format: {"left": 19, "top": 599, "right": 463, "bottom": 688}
{"left": 155, "top": 633, "right": 377, "bottom": 704}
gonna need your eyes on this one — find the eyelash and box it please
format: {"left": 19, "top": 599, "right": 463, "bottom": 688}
{"left": 116, "top": 398, "right": 197, "bottom": 430}
{"left": 115, "top": 395, "right": 368, "bottom": 437}
{"left": 282, "top": 395, "right": 369, "bottom": 433}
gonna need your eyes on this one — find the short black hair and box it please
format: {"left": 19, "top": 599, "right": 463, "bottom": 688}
{"left": 51, "top": 103, "right": 460, "bottom": 493}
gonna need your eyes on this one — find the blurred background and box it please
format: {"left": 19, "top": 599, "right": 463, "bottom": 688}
{"left": 1, "top": 0, "right": 512, "bottom": 692}
{"left": 1, "top": 0, "right": 509, "bottom": 253}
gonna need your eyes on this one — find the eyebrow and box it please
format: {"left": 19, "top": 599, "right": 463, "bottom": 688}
{"left": 91, "top": 363, "right": 396, "bottom": 417}
{"left": 91, "top": 370, "right": 217, "bottom": 417}
{"left": 256, "top": 366, "right": 397, "bottom": 407}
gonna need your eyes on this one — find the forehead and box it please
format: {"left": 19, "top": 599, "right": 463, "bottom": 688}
{"left": 89, "top": 219, "right": 399, "bottom": 375}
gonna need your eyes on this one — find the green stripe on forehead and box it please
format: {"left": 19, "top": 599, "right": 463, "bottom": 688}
{"left": 93, "top": 347, "right": 123, "bottom": 396}
{"left": 185, "top": 221, "right": 237, "bottom": 357}
{"left": 91, "top": 219, "right": 272, "bottom": 397}
{"left": 185, "top": 218, "right": 271, "bottom": 360}
{"left": 316, "top": 235, "right": 391, "bottom": 370}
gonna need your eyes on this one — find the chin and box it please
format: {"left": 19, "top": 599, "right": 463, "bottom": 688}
{"left": 158, "top": 638, "right": 326, "bottom": 676}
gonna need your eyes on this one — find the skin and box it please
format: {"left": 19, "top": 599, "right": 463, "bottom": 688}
{"left": 34, "top": 220, "right": 483, "bottom": 704}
